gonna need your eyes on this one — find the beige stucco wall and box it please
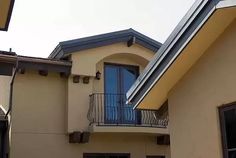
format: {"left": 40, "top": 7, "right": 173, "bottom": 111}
{"left": 10, "top": 71, "right": 170, "bottom": 158}
{"left": 10, "top": 43, "right": 170, "bottom": 158}
{"left": 0, "top": 75, "right": 11, "bottom": 112}
{"left": 11, "top": 132, "right": 170, "bottom": 158}
{"left": 94, "top": 53, "right": 148, "bottom": 93}
{"left": 68, "top": 43, "right": 154, "bottom": 132}
{"left": 71, "top": 42, "right": 153, "bottom": 76}
{"left": 11, "top": 71, "right": 67, "bottom": 134}
{"left": 168, "top": 19, "right": 236, "bottom": 158}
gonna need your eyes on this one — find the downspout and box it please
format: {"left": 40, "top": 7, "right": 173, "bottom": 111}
{"left": 5, "top": 55, "right": 18, "bottom": 119}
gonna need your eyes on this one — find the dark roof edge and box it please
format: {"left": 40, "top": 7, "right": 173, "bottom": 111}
{"left": 127, "top": 0, "right": 222, "bottom": 108}
{"left": 18, "top": 55, "right": 72, "bottom": 66}
{"left": 0, "top": 52, "right": 72, "bottom": 74}
{"left": 49, "top": 44, "right": 63, "bottom": 59}
{"left": 0, "top": 0, "right": 15, "bottom": 31}
{"left": 49, "top": 29, "right": 162, "bottom": 59}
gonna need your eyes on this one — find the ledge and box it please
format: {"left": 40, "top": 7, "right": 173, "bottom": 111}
{"left": 88, "top": 124, "right": 169, "bottom": 135}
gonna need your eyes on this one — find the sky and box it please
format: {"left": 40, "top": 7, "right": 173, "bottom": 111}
{"left": 0, "top": 0, "right": 195, "bottom": 58}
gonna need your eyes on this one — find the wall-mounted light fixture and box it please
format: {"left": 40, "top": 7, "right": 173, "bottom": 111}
{"left": 95, "top": 71, "right": 101, "bottom": 80}
{"left": 127, "top": 36, "right": 136, "bottom": 47}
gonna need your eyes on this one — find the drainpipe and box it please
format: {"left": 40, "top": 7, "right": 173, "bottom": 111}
{"left": 5, "top": 55, "right": 18, "bottom": 119}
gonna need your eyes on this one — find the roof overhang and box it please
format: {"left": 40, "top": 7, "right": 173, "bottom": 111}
{"left": 0, "top": 53, "right": 16, "bottom": 75}
{"left": 0, "top": 0, "right": 15, "bottom": 31}
{"left": 49, "top": 29, "right": 162, "bottom": 59}
{"left": 127, "top": 0, "right": 236, "bottom": 110}
{"left": 0, "top": 52, "right": 72, "bottom": 76}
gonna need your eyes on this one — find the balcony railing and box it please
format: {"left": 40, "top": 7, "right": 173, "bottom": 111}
{"left": 88, "top": 93, "right": 168, "bottom": 128}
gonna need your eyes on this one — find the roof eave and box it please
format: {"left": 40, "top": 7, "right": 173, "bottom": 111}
{"left": 48, "top": 44, "right": 64, "bottom": 59}
{"left": 0, "top": 0, "right": 15, "bottom": 31}
{"left": 0, "top": 53, "right": 72, "bottom": 75}
{"left": 50, "top": 29, "right": 162, "bottom": 59}
{"left": 127, "top": 0, "right": 225, "bottom": 109}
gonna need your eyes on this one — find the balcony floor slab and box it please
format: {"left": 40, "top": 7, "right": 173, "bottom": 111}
{"left": 88, "top": 124, "right": 169, "bottom": 135}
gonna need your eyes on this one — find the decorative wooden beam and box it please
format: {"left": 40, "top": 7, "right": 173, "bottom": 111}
{"left": 18, "top": 61, "right": 71, "bottom": 75}
{"left": 73, "top": 75, "right": 80, "bottom": 83}
{"left": 69, "top": 132, "right": 81, "bottom": 143}
{"left": 83, "top": 76, "right": 90, "bottom": 84}
{"left": 60, "top": 72, "right": 70, "bottom": 78}
{"left": 80, "top": 132, "right": 90, "bottom": 143}
{"left": 156, "top": 135, "right": 170, "bottom": 145}
{"left": 38, "top": 70, "right": 48, "bottom": 76}
{"left": 68, "top": 131, "right": 90, "bottom": 143}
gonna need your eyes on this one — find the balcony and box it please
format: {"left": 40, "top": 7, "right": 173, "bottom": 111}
{"left": 88, "top": 93, "right": 169, "bottom": 134}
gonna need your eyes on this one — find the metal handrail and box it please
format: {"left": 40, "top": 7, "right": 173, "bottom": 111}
{"left": 88, "top": 93, "right": 168, "bottom": 128}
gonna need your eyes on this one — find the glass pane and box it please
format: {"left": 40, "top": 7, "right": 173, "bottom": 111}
{"left": 121, "top": 67, "right": 138, "bottom": 123}
{"left": 104, "top": 64, "right": 139, "bottom": 124}
{"left": 122, "top": 67, "right": 137, "bottom": 93}
{"left": 105, "top": 66, "right": 119, "bottom": 122}
{"left": 105, "top": 66, "right": 119, "bottom": 94}
{"left": 224, "top": 109, "right": 236, "bottom": 149}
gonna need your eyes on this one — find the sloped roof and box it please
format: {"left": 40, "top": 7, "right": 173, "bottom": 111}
{"left": 0, "top": 0, "right": 15, "bottom": 31}
{"left": 49, "top": 29, "right": 162, "bottom": 59}
{"left": 0, "top": 51, "right": 72, "bottom": 76}
{"left": 127, "top": 0, "right": 236, "bottom": 109}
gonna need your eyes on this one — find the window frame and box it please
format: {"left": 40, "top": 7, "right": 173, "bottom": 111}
{"left": 103, "top": 62, "right": 140, "bottom": 124}
{"left": 104, "top": 62, "right": 139, "bottom": 95}
{"left": 219, "top": 102, "right": 236, "bottom": 158}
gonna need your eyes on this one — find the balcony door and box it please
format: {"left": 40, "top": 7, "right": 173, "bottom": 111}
{"left": 104, "top": 63, "right": 139, "bottom": 124}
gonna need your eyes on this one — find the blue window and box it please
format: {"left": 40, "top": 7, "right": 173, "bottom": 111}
{"left": 104, "top": 63, "right": 140, "bottom": 124}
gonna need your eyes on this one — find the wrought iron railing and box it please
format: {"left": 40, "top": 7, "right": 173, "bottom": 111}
{"left": 88, "top": 93, "right": 168, "bottom": 128}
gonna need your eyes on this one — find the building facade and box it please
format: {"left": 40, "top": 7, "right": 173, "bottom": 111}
{"left": 127, "top": 1, "right": 236, "bottom": 158}
{"left": 0, "top": 29, "right": 170, "bottom": 158}
{"left": 0, "top": 1, "right": 15, "bottom": 157}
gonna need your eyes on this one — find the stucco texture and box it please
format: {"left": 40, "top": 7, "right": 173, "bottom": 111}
{"left": 67, "top": 43, "right": 154, "bottom": 132}
{"left": 11, "top": 133, "right": 170, "bottom": 158}
{"left": 10, "top": 43, "right": 169, "bottom": 158}
{"left": 168, "top": 19, "right": 236, "bottom": 158}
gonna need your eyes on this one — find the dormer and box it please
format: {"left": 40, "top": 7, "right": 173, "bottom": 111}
{"left": 49, "top": 29, "right": 168, "bottom": 135}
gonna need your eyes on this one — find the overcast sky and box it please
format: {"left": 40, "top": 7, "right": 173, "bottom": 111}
{"left": 0, "top": 0, "right": 195, "bottom": 58}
